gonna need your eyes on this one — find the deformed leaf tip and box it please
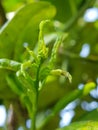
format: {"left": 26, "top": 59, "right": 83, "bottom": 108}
{"left": 50, "top": 69, "right": 72, "bottom": 83}
{"left": 66, "top": 72, "right": 72, "bottom": 83}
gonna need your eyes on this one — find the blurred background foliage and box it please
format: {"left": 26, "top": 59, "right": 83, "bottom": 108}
{"left": 0, "top": 0, "right": 98, "bottom": 130}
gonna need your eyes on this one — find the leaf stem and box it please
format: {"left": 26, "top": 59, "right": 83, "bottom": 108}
{"left": 31, "top": 94, "right": 38, "bottom": 130}
{"left": 31, "top": 58, "right": 42, "bottom": 130}
{"left": 37, "top": 82, "right": 96, "bottom": 129}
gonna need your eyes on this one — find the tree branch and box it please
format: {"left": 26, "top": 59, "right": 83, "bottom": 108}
{"left": 61, "top": 50, "right": 98, "bottom": 64}
{"left": 63, "top": 0, "right": 96, "bottom": 32}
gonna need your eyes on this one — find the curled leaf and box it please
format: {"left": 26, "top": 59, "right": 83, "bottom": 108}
{"left": 49, "top": 33, "right": 68, "bottom": 68}
{"left": 38, "top": 20, "right": 50, "bottom": 59}
{"left": 49, "top": 36, "right": 62, "bottom": 67}
{"left": 25, "top": 47, "right": 38, "bottom": 62}
{"left": 39, "top": 20, "right": 51, "bottom": 40}
{"left": 50, "top": 69, "right": 72, "bottom": 83}
{"left": 0, "top": 58, "right": 21, "bottom": 71}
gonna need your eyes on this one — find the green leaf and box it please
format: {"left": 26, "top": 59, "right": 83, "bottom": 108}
{"left": 37, "top": 82, "right": 96, "bottom": 129}
{"left": 40, "top": 0, "right": 71, "bottom": 22}
{"left": 77, "top": 109, "right": 98, "bottom": 122}
{"left": 50, "top": 69, "right": 72, "bottom": 83}
{"left": 3, "top": 0, "right": 25, "bottom": 12}
{"left": 0, "top": 2, "right": 56, "bottom": 98}
{"left": 40, "top": 0, "right": 83, "bottom": 22}
{"left": 6, "top": 74, "right": 24, "bottom": 95}
{"left": 0, "top": 2, "right": 56, "bottom": 59}
{"left": 38, "top": 20, "right": 50, "bottom": 60}
{"left": 0, "top": 58, "right": 21, "bottom": 71}
{"left": 52, "top": 82, "right": 95, "bottom": 115}
{"left": 56, "top": 121, "right": 98, "bottom": 130}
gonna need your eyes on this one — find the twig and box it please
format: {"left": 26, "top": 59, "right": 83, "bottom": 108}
{"left": 7, "top": 104, "right": 17, "bottom": 130}
{"left": 63, "top": 0, "right": 96, "bottom": 32}
{"left": 62, "top": 51, "right": 98, "bottom": 64}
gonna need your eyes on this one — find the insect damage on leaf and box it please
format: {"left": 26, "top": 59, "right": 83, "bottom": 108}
{"left": 50, "top": 69, "right": 72, "bottom": 83}
{"left": 0, "top": 58, "right": 21, "bottom": 71}
{"left": 38, "top": 20, "right": 50, "bottom": 60}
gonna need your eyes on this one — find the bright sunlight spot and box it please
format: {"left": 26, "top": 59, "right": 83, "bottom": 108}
{"left": 60, "top": 110, "right": 75, "bottom": 127}
{"left": 81, "top": 101, "right": 98, "bottom": 111}
{"left": 84, "top": 8, "right": 98, "bottom": 22}
{"left": 59, "top": 100, "right": 79, "bottom": 127}
{"left": 0, "top": 105, "right": 6, "bottom": 126}
{"left": 90, "top": 78, "right": 98, "bottom": 99}
{"left": 6, "top": 12, "right": 15, "bottom": 20}
{"left": 90, "top": 86, "right": 98, "bottom": 99}
{"left": 78, "top": 83, "right": 84, "bottom": 90}
{"left": 18, "top": 127, "right": 24, "bottom": 130}
{"left": 26, "top": 119, "right": 31, "bottom": 129}
{"left": 80, "top": 43, "right": 90, "bottom": 57}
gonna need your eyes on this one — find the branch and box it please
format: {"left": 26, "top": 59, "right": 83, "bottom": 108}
{"left": 63, "top": 0, "right": 96, "bottom": 32}
{"left": 61, "top": 51, "right": 98, "bottom": 64}
{"left": 7, "top": 104, "right": 17, "bottom": 130}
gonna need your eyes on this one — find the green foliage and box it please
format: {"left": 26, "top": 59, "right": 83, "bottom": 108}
{"left": 0, "top": 2, "right": 56, "bottom": 58}
{"left": 0, "top": 19, "right": 72, "bottom": 130}
{"left": 0, "top": 0, "right": 98, "bottom": 130}
{"left": 56, "top": 121, "right": 98, "bottom": 130}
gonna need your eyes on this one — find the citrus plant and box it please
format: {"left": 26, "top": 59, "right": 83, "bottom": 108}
{"left": 0, "top": 0, "right": 98, "bottom": 130}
